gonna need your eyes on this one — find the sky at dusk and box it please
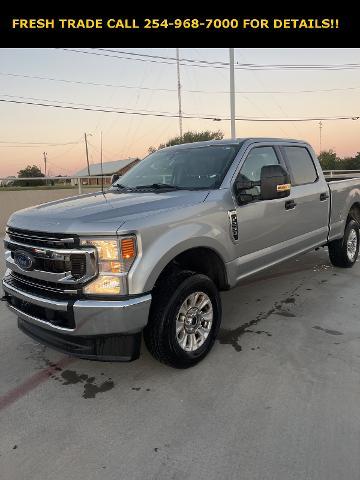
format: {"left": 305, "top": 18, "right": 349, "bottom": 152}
{"left": 0, "top": 48, "right": 359, "bottom": 177}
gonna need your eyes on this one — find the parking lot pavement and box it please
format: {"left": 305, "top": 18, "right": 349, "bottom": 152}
{"left": 1, "top": 248, "right": 360, "bottom": 480}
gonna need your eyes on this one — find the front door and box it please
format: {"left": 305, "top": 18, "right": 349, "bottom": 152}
{"left": 232, "top": 145, "right": 299, "bottom": 281}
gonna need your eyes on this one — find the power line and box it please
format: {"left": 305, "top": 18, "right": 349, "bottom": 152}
{"left": 0, "top": 140, "right": 80, "bottom": 145}
{"left": 0, "top": 93, "right": 178, "bottom": 116}
{"left": 60, "top": 48, "right": 360, "bottom": 71}
{"left": 96, "top": 48, "right": 229, "bottom": 66}
{"left": 2, "top": 71, "right": 360, "bottom": 95}
{"left": 0, "top": 71, "right": 175, "bottom": 93}
{"left": 0, "top": 145, "right": 75, "bottom": 148}
{"left": 0, "top": 97, "right": 222, "bottom": 120}
{"left": 0, "top": 96, "right": 359, "bottom": 122}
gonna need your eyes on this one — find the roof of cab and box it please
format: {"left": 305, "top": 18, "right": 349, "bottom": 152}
{"left": 163, "top": 137, "right": 308, "bottom": 150}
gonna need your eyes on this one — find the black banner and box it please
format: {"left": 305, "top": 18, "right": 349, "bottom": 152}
{"left": 0, "top": 6, "right": 357, "bottom": 47}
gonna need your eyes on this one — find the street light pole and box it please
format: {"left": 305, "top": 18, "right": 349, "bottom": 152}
{"left": 229, "top": 48, "right": 236, "bottom": 139}
{"left": 176, "top": 48, "right": 183, "bottom": 138}
{"left": 43, "top": 151, "right": 47, "bottom": 176}
{"left": 84, "top": 132, "right": 91, "bottom": 176}
{"left": 319, "top": 121, "right": 323, "bottom": 154}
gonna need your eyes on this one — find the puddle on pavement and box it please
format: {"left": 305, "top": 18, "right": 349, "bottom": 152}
{"left": 245, "top": 329, "right": 272, "bottom": 337}
{"left": 313, "top": 325, "right": 344, "bottom": 336}
{"left": 218, "top": 307, "right": 276, "bottom": 351}
{"left": 18, "top": 344, "right": 115, "bottom": 399}
{"left": 273, "top": 296, "right": 297, "bottom": 318}
{"left": 218, "top": 292, "right": 298, "bottom": 351}
{"left": 274, "top": 310, "right": 296, "bottom": 317}
{"left": 56, "top": 369, "right": 114, "bottom": 398}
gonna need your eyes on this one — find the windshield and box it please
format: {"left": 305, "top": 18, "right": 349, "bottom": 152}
{"left": 111, "top": 145, "right": 239, "bottom": 191}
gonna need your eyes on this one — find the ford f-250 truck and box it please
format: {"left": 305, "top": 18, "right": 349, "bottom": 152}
{"left": 2, "top": 138, "right": 360, "bottom": 368}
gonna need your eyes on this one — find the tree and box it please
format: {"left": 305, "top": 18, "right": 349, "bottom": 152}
{"left": 318, "top": 150, "right": 341, "bottom": 171}
{"left": 18, "top": 165, "right": 44, "bottom": 177}
{"left": 16, "top": 165, "right": 45, "bottom": 186}
{"left": 148, "top": 130, "right": 224, "bottom": 152}
{"left": 342, "top": 152, "right": 360, "bottom": 170}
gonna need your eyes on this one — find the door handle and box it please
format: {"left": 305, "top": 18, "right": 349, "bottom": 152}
{"left": 320, "top": 192, "right": 329, "bottom": 201}
{"left": 285, "top": 199, "right": 296, "bottom": 210}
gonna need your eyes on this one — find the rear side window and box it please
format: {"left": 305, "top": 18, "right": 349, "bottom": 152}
{"left": 283, "top": 146, "right": 318, "bottom": 185}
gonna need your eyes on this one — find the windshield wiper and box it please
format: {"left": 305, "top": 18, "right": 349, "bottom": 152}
{"left": 133, "top": 183, "right": 186, "bottom": 190}
{"left": 112, "top": 183, "right": 135, "bottom": 191}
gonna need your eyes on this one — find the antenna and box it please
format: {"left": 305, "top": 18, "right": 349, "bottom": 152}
{"left": 100, "top": 131, "right": 105, "bottom": 196}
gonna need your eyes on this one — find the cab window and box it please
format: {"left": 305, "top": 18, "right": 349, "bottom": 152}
{"left": 283, "top": 146, "right": 318, "bottom": 185}
{"left": 237, "top": 146, "right": 280, "bottom": 201}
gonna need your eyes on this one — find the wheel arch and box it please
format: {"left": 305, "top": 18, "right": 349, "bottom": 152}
{"left": 143, "top": 245, "right": 229, "bottom": 293}
{"left": 348, "top": 202, "right": 360, "bottom": 225}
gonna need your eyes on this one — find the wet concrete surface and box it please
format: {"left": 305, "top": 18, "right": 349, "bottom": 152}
{"left": 1, "top": 247, "right": 360, "bottom": 479}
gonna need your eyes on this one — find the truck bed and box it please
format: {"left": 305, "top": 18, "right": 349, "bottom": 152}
{"left": 325, "top": 175, "right": 360, "bottom": 241}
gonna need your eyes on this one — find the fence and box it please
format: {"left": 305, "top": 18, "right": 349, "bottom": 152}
{"left": 0, "top": 175, "right": 113, "bottom": 194}
{"left": 323, "top": 170, "right": 360, "bottom": 178}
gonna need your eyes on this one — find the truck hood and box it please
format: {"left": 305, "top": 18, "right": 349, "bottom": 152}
{"left": 7, "top": 189, "right": 209, "bottom": 235}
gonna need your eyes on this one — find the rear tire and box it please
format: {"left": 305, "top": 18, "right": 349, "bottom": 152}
{"left": 328, "top": 219, "right": 359, "bottom": 268}
{"left": 144, "top": 270, "right": 222, "bottom": 368}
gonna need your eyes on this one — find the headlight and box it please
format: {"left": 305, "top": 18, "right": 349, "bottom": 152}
{"left": 83, "top": 275, "right": 122, "bottom": 295}
{"left": 88, "top": 239, "right": 119, "bottom": 260}
{"left": 80, "top": 236, "right": 137, "bottom": 295}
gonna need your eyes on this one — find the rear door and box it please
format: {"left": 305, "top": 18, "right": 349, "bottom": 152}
{"left": 280, "top": 145, "right": 329, "bottom": 249}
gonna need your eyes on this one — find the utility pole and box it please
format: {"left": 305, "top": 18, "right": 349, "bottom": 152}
{"left": 176, "top": 48, "right": 183, "bottom": 138}
{"left": 100, "top": 131, "right": 103, "bottom": 167}
{"left": 229, "top": 48, "right": 236, "bottom": 139}
{"left": 43, "top": 151, "right": 47, "bottom": 176}
{"left": 84, "top": 132, "right": 91, "bottom": 176}
{"left": 100, "top": 131, "right": 104, "bottom": 190}
{"left": 319, "top": 121, "right": 323, "bottom": 154}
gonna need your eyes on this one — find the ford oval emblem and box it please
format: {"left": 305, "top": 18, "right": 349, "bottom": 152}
{"left": 14, "top": 250, "right": 35, "bottom": 271}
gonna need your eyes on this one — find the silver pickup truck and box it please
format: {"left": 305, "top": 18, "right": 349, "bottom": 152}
{"left": 3, "top": 138, "right": 360, "bottom": 368}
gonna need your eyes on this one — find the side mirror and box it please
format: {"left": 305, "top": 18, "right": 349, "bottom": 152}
{"left": 111, "top": 174, "right": 120, "bottom": 184}
{"left": 233, "top": 174, "right": 260, "bottom": 204}
{"left": 260, "top": 165, "right": 291, "bottom": 200}
{"left": 233, "top": 174, "right": 258, "bottom": 205}
{"left": 234, "top": 176, "right": 254, "bottom": 194}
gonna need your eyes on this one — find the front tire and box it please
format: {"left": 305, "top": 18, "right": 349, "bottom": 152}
{"left": 328, "top": 219, "right": 359, "bottom": 268}
{"left": 144, "top": 270, "right": 222, "bottom": 368}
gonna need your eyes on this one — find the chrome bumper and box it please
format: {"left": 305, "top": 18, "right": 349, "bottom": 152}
{"left": 2, "top": 277, "right": 152, "bottom": 336}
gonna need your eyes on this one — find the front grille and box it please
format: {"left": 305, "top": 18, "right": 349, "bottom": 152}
{"left": 6, "top": 227, "right": 77, "bottom": 248}
{"left": 6, "top": 242, "right": 87, "bottom": 277}
{"left": 5, "top": 228, "right": 95, "bottom": 289}
{"left": 34, "top": 257, "right": 71, "bottom": 273}
{"left": 7, "top": 273, "right": 79, "bottom": 299}
{"left": 70, "top": 254, "right": 87, "bottom": 278}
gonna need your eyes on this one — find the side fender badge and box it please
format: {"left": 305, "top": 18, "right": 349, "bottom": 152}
{"left": 228, "top": 210, "right": 239, "bottom": 241}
